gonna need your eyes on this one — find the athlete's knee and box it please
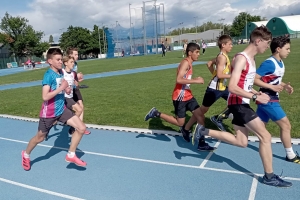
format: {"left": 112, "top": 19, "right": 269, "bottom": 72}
{"left": 177, "top": 120, "right": 185, "bottom": 127}
{"left": 73, "top": 105, "right": 83, "bottom": 114}
{"left": 278, "top": 117, "right": 291, "bottom": 131}
{"left": 78, "top": 100, "right": 84, "bottom": 108}
{"left": 77, "top": 123, "right": 86, "bottom": 134}
{"left": 200, "top": 106, "right": 209, "bottom": 115}
{"left": 237, "top": 139, "right": 248, "bottom": 148}
{"left": 259, "top": 131, "right": 272, "bottom": 144}
{"left": 35, "top": 131, "right": 46, "bottom": 143}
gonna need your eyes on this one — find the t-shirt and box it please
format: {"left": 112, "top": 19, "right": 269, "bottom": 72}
{"left": 39, "top": 68, "right": 65, "bottom": 118}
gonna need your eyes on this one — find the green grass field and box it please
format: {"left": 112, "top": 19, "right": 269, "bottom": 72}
{"left": 0, "top": 39, "right": 300, "bottom": 138}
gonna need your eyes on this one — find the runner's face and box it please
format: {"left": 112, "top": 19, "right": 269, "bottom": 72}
{"left": 223, "top": 41, "right": 233, "bottom": 53}
{"left": 48, "top": 55, "right": 63, "bottom": 70}
{"left": 278, "top": 43, "right": 290, "bottom": 59}
{"left": 190, "top": 49, "right": 200, "bottom": 61}
{"left": 64, "top": 59, "right": 74, "bottom": 70}
{"left": 257, "top": 38, "right": 271, "bottom": 54}
{"left": 70, "top": 51, "right": 78, "bottom": 61}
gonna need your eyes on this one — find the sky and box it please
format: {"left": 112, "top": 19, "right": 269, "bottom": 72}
{"left": 0, "top": 0, "right": 300, "bottom": 42}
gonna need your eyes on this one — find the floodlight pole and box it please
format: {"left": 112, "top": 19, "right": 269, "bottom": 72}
{"left": 178, "top": 22, "right": 183, "bottom": 46}
{"left": 143, "top": 0, "right": 158, "bottom": 55}
{"left": 116, "top": 21, "right": 119, "bottom": 57}
{"left": 246, "top": 14, "right": 248, "bottom": 40}
{"left": 102, "top": 23, "right": 106, "bottom": 53}
{"left": 194, "top": 16, "right": 198, "bottom": 33}
{"left": 142, "top": 3, "right": 147, "bottom": 55}
{"left": 129, "top": 3, "right": 133, "bottom": 53}
{"left": 160, "top": 3, "right": 166, "bottom": 42}
{"left": 98, "top": 26, "right": 102, "bottom": 57}
{"left": 218, "top": 18, "right": 225, "bottom": 35}
{"left": 154, "top": 0, "right": 158, "bottom": 54}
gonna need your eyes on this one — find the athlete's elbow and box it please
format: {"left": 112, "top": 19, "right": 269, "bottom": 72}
{"left": 228, "top": 85, "right": 236, "bottom": 94}
{"left": 176, "top": 78, "right": 184, "bottom": 84}
{"left": 42, "top": 95, "right": 50, "bottom": 101}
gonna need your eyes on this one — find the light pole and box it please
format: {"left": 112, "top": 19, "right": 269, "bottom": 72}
{"left": 102, "top": 23, "right": 106, "bottom": 54}
{"left": 218, "top": 18, "right": 225, "bottom": 35}
{"left": 129, "top": 3, "right": 133, "bottom": 53}
{"left": 178, "top": 22, "right": 183, "bottom": 46}
{"left": 98, "top": 26, "right": 102, "bottom": 57}
{"left": 194, "top": 16, "right": 198, "bottom": 33}
{"left": 245, "top": 14, "right": 248, "bottom": 40}
{"left": 116, "top": 21, "right": 119, "bottom": 57}
{"left": 160, "top": 3, "right": 166, "bottom": 42}
{"left": 143, "top": 0, "right": 159, "bottom": 55}
{"left": 154, "top": 0, "right": 158, "bottom": 54}
{"left": 59, "top": 28, "right": 64, "bottom": 38}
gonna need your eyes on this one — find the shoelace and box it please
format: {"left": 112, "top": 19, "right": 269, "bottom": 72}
{"left": 279, "top": 169, "right": 286, "bottom": 179}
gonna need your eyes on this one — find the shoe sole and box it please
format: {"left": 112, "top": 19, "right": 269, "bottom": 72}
{"left": 198, "top": 147, "right": 217, "bottom": 152}
{"left": 84, "top": 131, "right": 91, "bottom": 135}
{"left": 65, "top": 159, "right": 87, "bottom": 167}
{"left": 192, "top": 124, "right": 198, "bottom": 145}
{"left": 144, "top": 107, "right": 155, "bottom": 121}
{"left": 263, "top": 182, "right": 292, "bottom": 188}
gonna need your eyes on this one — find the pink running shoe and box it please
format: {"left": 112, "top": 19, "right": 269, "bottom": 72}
{"left": 21, "top": 151, "right": 31, "bottom": 171}
{"left": 84, "top": 130, "right": 91, "bottom": 135}
{"left": 65, "top": 155, "right": 87, "bottom": 167}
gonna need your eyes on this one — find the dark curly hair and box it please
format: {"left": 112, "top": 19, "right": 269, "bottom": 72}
{"left": 270, "top": 35, "right": 291, "bottom": 53}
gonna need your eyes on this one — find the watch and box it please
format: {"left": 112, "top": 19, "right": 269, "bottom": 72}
{"left": 252, "top": 94, "right": 257, "bottom": 102}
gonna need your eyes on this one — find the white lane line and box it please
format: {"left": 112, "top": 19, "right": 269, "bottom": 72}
{"left": 248, "top": 175, "right": 258, "bottom": 200}
{"left": 0, "top": 177, "right": 85, "bottom": 200}
{"left": 199, "top": 140, "right": 221, "bottom": 168}
{"left": 1, "top": 136, "right": 300, "bottom": 182}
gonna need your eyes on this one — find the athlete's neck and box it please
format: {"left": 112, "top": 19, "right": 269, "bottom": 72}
{"left": 65, "top": 68, "right": 72, "bottom": 73}
{"left": 272, "top": 54, "right": 282, "bottom": 62}
{"left": 220, "top": 50, "right": 228, "bottom": 55}
{"left": 50, "top": 66, "right": 59, "bottom": 73}
{"left": 242, "top": 43, "right": 259, "bottom": 59}
{"left": 185, "top": 57, "right": 194, "bottom": 63}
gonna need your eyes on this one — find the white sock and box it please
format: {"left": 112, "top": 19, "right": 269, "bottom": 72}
{"left": 24, "top": 152, "right": 30, "bottom": 158}
{"left": 68, "top": 151, "right": 75, "bottom": 158}
{"left": 285, "top": 147, "right": 296, "bottom": 159}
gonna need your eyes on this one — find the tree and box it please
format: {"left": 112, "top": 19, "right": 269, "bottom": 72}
{"left": 0, "top": 12, "right": 49, "bottom": 58}
{"left": 59, "top": 25, "right": 105, "bottom": 56}
{"left": 230, "top": 12, "right": 262, "bottom": 37}
{"left": 167, "top": 21, "right": 230, "bottom": 36}
{"left": 49, "top": 34, "right": 54, "bottom": 43}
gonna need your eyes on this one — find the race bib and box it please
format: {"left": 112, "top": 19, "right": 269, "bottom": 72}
{"left": 56, "top": 78, "right": 63, "bottom": 94}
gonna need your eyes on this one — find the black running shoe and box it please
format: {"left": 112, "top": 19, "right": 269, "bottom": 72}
{"left": 262, "top": 174, "right": 292, "bottom": 188}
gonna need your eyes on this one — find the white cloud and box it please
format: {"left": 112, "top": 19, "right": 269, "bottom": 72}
{"left": 1, "top": 0, "right": 300, "bottom": 42}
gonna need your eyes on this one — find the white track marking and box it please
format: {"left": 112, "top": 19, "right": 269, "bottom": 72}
{"left": 1, "top": 136, "right": 300, "bottom": 182}
{"left": 199, "top": 140, "right": 221, "bottom": 168}
{"left": 0, "top": 177, "right": 85, "bottom": 200}
{"left": 248, "top": 175, "right": 258, "bottom": 200}
{"left": 1, "top": 114, "right": 300, "bottom": 144}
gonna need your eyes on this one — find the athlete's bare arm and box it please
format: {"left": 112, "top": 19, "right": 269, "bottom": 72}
{"left": 176, "top": 60, "right": 204, "bottom": 85}
{"left": 216, "top": 55, "right": 231, "bottom": 79}
{"left": 42, "top": 80, "right": 68, "bottom": 101}
{"left": 228, "top": 55, "right": 270, "bottom": 104}
{"left": 206, "top": 58, "right": 216, "bottom": 74}
{"left": 254, "top": 74, "right": 283, "bottom": 93}
{"left": 281, "top": 81, "right": 293, "bottom": 94}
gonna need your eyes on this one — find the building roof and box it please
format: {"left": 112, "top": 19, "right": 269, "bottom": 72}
{"left": 276, "top": 15, "right": 300, "bottom": 31}
{"left": 251, "top": 21, "right": 268, "bottom": 27}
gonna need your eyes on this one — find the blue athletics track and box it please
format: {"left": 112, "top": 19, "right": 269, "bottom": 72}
{"left": 0, "top": 62, "right": 300, "bottom": 200}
